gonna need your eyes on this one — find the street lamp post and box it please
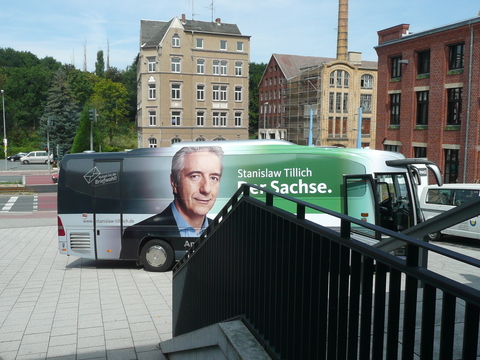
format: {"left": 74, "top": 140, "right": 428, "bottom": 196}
{"left": 1, "top": 90, "right": 6, "bottom": 171}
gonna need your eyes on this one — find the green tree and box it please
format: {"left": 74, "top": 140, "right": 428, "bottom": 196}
{"left": 95, "top": 50, "right": 105, "bottom": 77}
{"left": 249, "top": 62, "right": 267, "bottom": 138}
{"left": 91, "top": 78, "right": 130, "bottom": 150}
{"left": 71, "top": 105, "right": 101, "bottom": 153}
{"left": 40, "top": 68, "right": 80, "bottom": 157}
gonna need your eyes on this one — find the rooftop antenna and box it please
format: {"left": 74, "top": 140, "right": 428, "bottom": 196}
{"left": 206, "top": 0, "right": 215, "bottom": 22}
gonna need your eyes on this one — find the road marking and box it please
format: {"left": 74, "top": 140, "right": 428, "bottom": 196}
{"left": 33, "top": 195, "right": 38, "bottom": 211}
{"left": 1, "top": 197, "right": 18, "bottom": 212}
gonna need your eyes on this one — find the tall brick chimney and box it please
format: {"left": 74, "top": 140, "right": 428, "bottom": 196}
{"left": 336, "top": 0, "right": 348, "bottom": 61}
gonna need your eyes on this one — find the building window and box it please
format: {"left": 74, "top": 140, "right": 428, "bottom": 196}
{"left": 414, "top": 147, "right": 427, "bottom": 158}
{"left": 328, "top": 116, "right": 348, "bottom": 138}
{"left": 330, "top": 70, "right": 349, "bottom": 88}
{"left": 213, "top": 60, "right": 220, "bottom": 75}
{"left": 384, "top": 145, "right": 399, "bottom": 152}
{"left": 196, "top": 84, "right": 205, "bottom": 101}
{"left": 235, "top": 112, "right": 242, "bottom": 127}
{"left": 391, "top": 56, "right": 402, "bottom": 79}
{"left": 329, "top": 92, "right": 334, "bottom": 112}
{"left": 237, "top": 42, "right": 243, "bottom": 52}
{"left": 361, "top": 118, "right": 371, "bottom": 136}
{"left": 220, "top": 85, "right": 227, "bottom": 101}
{"left": 361, "top": 74, "right": 373, "bottom": 89}
{"left": 171, "top": 137, "right": 182, "bottom": 144}
{"left": 148, "top": 137, "right": 157, "bottom": 148}
{"left": 213, "top": 136, "right": 227, "bottom": 141}
{"left": 149, "top": 111, "right": 156, "bottom": 126}
{"left": 220, "top": 40, "right": 227, "bottom": 50}
{"left": 196, "top": 111, "right": 205, "bottom": 126}
{"left": 390, "top": 93, "right": 401, "bottom": 125}
{"left": 171, "top": 58, "right": 181, "bottom": 73}
{"left": 213, "top": 112, "right": 220, "bottom": 126}
{"left": 360, "top": 94, "right": 372, "bottom": 114}
{"left": 172, "top": 34, "right": 180, "bottom": 47}
{"left": 213, "top": 85, "right": 220, "bottom": 101}
{"left": 171, "top": 83, "right": 181, "bottom": 100}
{"left": 220, "top": 112, "right": 227, "bottom": 126}
{"left": 449, "top": 43, "right": 464, "bottom": 70}
{"left": 416, "top": 91, "right": 429, "bottom": 125}
{"left": 220, "top": 60, "right": 227, "bottom": 75}
{"left": 148, "top": 84, "right": 156, "bottom": 100}
{"left": 235, "top": 62, "right": 242, "bottom": 76}
{"left": 147, "top": 57, "right": 156, "bottom": 72}
{"left": 195, "top": 136, "right": 206, "bottom": 141}
{"left": 417, "top": 50, "right": 430, "bottom": 75}
{"left": 235, "top": 86, "right": 242, "bottom": 102}
{"left": 172, "top": 111, "right": 181, "bottom": 126}
{"left": 335, "top": 93, "right": 344, "bottom": 113}
{"left": 196, "top": 38, "right": 203, "bottom": 48}
{"left": 343, "top": 93, "right": 348, "bottom": 113}
{"left": 197, "top": 59, "right": 205, "bottom": 74}
{"left": 444, "top": 149, "right": 459, "bottom": 183}
{"left": 447, "top": 88, "right": 462, "bottom": 125}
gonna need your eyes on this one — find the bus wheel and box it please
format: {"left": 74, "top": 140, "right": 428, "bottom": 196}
{"left": 140, "top": 239, "right": 174, "bottom": 272}
{"left": 428, "top": 232, "right": 442, "bottom": 241}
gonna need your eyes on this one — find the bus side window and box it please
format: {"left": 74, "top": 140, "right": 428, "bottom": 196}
{"left": 453, "top": 190, "right": 479, "bottom": 206}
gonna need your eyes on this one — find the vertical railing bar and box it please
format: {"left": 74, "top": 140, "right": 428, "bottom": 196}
{"left": 327, "top": 242, "right": 340, "bottom": 360}
{"left": 439, "top": 292, "right": 456, "bottom": 360}
{"left": 462, "top": 302, "right": 480, "bottom": 360}
{"left": 336, "top": 245, "right": 351, "bottom": 360}
{"left": 386, "top": 269, "right": 402, "bottom": 359}
{"left": 372, "top": 262, "right": 388, "bottom": 360}
{"left": 359, "top": 256, "right": 374, "bottom": 360}
{"left": 419, "top": 283, "right": 436, "bottom": 360}
{"left": 347, "top": 251, "right": 362, "bottom": 360}
{"left": 401, "top": 274, "right": 418, "bottom": 360}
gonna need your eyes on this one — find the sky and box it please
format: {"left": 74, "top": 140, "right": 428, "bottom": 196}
{"left": 1, "top": 0, "right": 479, "bottom": 72}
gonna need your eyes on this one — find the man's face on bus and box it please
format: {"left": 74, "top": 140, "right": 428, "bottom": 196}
{"left": 171, "top": 151, "right": 222, "bottom": 225}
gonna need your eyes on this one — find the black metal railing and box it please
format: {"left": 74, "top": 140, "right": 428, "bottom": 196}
{"left": 172, "top": 184, "right": 480, "bottom": 360}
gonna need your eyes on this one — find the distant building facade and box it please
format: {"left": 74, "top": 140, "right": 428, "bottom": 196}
{"left": 137, "top": 15, "right": 250, "bottom": 147}
{"left": 375, "top": 17, "right": 480, "bottom": 183}
{"left": 259, "top": 53, "right": 378, "bottom": 148}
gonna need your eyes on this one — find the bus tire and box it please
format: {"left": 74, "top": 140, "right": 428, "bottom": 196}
{"left": 140, "top": 239, "right": 174, "bottom": 272}
{"left": 428, "top": 232, "right": 442, "bottom": 241}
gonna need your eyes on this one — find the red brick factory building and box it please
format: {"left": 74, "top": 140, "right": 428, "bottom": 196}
{"left": 375, "top": 16, "right": 480, "bottom": 183}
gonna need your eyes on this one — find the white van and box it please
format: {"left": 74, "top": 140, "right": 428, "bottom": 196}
{"left": 20, "top": 151, "right": 53, "bottom": 164}
{"left": 420, "top": 184, "right": 480, "bottom": 240}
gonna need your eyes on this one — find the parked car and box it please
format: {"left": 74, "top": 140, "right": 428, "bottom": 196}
{"left": 20, "top": 151, "right": 53, "bottom": 164}
{"left": 7, "top": 152, "right": 27, "bottom": 162}
{"left": 52, "top": 173, "right": 58, "bottom": 183}
{"left": 420, "top": 184, "right": 480, "bottom": 240}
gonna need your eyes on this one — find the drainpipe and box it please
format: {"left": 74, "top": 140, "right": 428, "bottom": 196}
{"left": 462, "top": 22, "right": 474, "bottom": 183}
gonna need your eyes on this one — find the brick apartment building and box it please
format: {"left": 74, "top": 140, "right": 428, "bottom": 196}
{"left": 137, "top": 15, "right": 250, "bottom": 147}
{"left": 375, "top": 16, "right": 480, "bottom": 183}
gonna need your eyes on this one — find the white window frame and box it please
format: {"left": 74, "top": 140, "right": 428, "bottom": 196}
{"left": 197, "top": 59, "right": 205, "bottom": 74}
{"left": 197, "top": 84, "right": 205, "bottom": 101}
{"left": 171, "top": 58, "right": 181, "bottom": 73}
{"left": 220, "top": 40, "right": 227, "bottom": 50}
{"left": 237, "top": 42, "right": 243, "bottom": 52}
{"left": 149, "top": 137, "right": 157, "bottom": 148}
{"left": 172, "top": 34, "right": 180, "bottom": 47}
{"left": 361, "top": 74, "right": 374, "bottom": 89}
{"left": 220, "top": 85, "right": 227, "bottom": 101}
{"left": 148, "top": 84, "right": 156, "bottom": 100}
{"left": 213, "top": 112, "right": 220, "bottom": 126}
{"left": 148, "top": 57, "right": 156, "bottom": 72}
{"left": 234, "top": 112, "right": 242, "bottom": 127}
{"left": 213, "top": 60, "right": 220, "bottom": 75}
{"left": 196, "top": 111, "right": 205, "bottom": 126}
{"left": 196, "top": 38, "right": 203, "bottom": 48}
{"left": 220, "top": 60, "right": 227, "bottom": 75}
{"left": 235, "top": 62, "right": 242, "bottom": 76}
{"left": 171, "top": 111, "right": 181, "bottom": 126}
{"left": 171, "top": 83, "right": 181, "bottom": 100}
{"left": 149, "top": 111, "right": 156, "bottom": 126}
{"left": 213, "top": 85, "right": 220, "bottom": 101}
{"left": 235, "top": 86, "right": 242, "bottom": 102}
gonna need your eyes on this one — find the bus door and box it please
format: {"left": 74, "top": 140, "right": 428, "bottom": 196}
{"left": 92, "top": 160, "right": 123, "bottom": 260}
{"left": 343, "top": 174, "right": 379, "bottom": 239}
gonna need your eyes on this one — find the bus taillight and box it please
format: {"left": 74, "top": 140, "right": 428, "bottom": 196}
{"left": 58, "top": 216, "right": 65, "bottom": 236}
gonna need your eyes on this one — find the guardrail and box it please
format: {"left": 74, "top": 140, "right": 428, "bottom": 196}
{"left": 172, "top": 184, "right": 480, "bottom": 359}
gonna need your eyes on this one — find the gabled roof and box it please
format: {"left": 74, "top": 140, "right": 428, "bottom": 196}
{"left": 272, "top": 54, "right": 336, "bottom": 79}
{"left": 140, "top": 17, "right": 244, "bottom": 49}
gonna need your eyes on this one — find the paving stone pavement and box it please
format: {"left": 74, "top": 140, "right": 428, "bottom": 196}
{"left": 0, "top": 223, "right": 171, "bottom": 360}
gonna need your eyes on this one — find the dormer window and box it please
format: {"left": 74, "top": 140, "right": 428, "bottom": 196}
{"left": 172, "top": 34, "right": 180, "bottom": 47}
